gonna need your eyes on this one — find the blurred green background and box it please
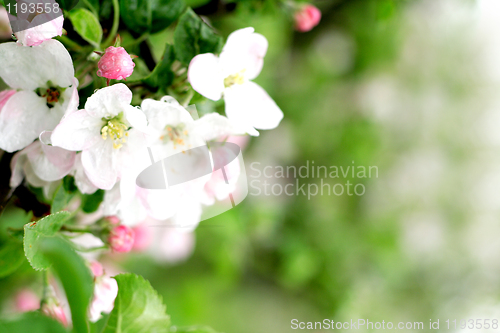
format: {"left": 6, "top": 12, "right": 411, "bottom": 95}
{"left": 4, "top": 0, "right": 500, "bottom": 331}
{"left": 127, "top": 0, "right": 500, "bottom": 331}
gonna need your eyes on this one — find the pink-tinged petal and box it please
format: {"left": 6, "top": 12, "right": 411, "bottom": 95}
{"left": 123, "top": 105, "right": 148, "bottom": 133}
{"left": 61, "top": 78, "right": 80, "bottom": 115}
{"left": 225, "top": 135, "right": 250, "bottom": 150}
{"left": 0, "top": 40, "right": 74, "bottom": 90}
{"left": 131, "top": 223, "right": 153, "bottom": 251}
{"left": 23, "top": 161, "right": 49, "bottom": 188}
{"left": 51, "top": 110, "right": 102, "bottom": 151}
{"left": 0, "top": 91, "right": 52, "bottom": 152}
{"left": 81, "top": 140, "right": 118, "bottom": 190}
{"left": 220, "top": 27, "right": 268, "bottom": 80}
{"left": 10, "top": 150, "right": 28, "bottom": 188}
{"left": 224, "top": 81, "right": 283, "bottom": 136}
{"left": 25, "top": 143, "right": 75, "bottom": 181}
{"left": 89, "top": 275, "right": 118, "bottom": 322}
{"left": 190, "top": 113, "right": 238, "bottom": 142}
{"left": 84, "top": 83, "right": 133, "bottom": 118}
{"left": 15, "top": 289, "right": 40, "bottom": 312}
{"left": 155, "top": 229, "right": 195, "bottom": 263}
{"left": 15, "top": 13, "right": 64, "bottom": 47}
{"left": 89, "top": 261, "right": 104, "bottom": 277}
{"left": 0, "top": 90, "right": 16, "bottom": 111}
{"left": 187, "top": 53, "right": 224, "bottom": 101}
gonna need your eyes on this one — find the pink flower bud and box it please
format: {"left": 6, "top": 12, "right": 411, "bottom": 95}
{"left": 14, "top": 289, "right": 39, "bottom": 312}
{"left": 108, "top": 225, "right": 135, "bottom": 252}
{"left": 41, "top": 299, "right": 68, "bottom": 326}
{"left": 105, "top": 215, "right": 121, "bottom": 225}
{"left": 294, "top": 4, "right": 321, "bottom": 32}
{"left": 97, "top": 46, "right": 136, "bottom": 81}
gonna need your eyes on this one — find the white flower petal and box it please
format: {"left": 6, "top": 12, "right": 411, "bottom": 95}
{"left": 81, "top": 140, "right": 118, "bottom": 190}
{"left": 26, "top": 141, "right": 75, "bottom": 181}
{"left": 73, "top": 154, "right": 98, "bottom": 194}
{"left": 0, "top": 91, "right": 52, "bottom": 152}
{"left": 0, "top": 40, "right": 74, "bottom": 90}
{"left": 84, "top": 83, "right": 133, "bottom": 118}
{"left": 124, "top": 105, "right": 148, "bottom": 133}
{"left": 220, "top": 27, "right": 268, "bottom": 80}
{"left": 187, "top": 53, "right": 224, "bottom": 101}
{"left": 51, "top": 110, "right": 102, "bottom": 151}
{"left": 224, "top": 81, "right": 283, "bottom": 136}
{"left": 190, "top": 113, "right": 238, "bottom": 142}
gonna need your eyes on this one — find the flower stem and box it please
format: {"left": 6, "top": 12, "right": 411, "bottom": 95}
{"left": 103, "top": 0, "right": 120, "bottom": 47}
{"left": 40, "top": 270, "right": 50, "bottom": 308}
{"left": 55, "top": 35, "right": 83, "bottom": 51}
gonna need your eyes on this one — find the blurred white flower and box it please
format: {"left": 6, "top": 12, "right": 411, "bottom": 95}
{"left": 188, "top": 27, "right": 283, "bottom": 136}
{"left": 88, "top": 262, "right": 118, "bottom": 322}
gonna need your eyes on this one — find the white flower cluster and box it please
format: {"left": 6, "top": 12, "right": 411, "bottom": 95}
{"left": 0, "top": 27, "right": 283, "bottom": 230}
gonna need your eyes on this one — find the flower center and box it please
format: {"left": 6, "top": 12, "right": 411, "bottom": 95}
{"left": 224, "top": 70, "right": 246, "bottom": 88}
{"left": 101, "top": 116, "right": 129, "bottom": 149}
{"left": 36, "top": 85, "right": 64, "bottom": 108}
{"left": 160, "top": 123, "right": 188, "bottom": 148}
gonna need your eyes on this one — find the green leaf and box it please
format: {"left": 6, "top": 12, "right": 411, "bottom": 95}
{"left": 184, "top": 0, "right": 210, "bottom": 8}
{"left": 143, "top": 44, "right": 176, "bottom": 89}
{"left": 56, "top": 0, "right": 80, "bottom": 11}
{"left": 0, "top": 240, "right": 25, "bottom": 278}
{"left": 173, "top": 8, "right": 223, "bottom": 65}
{"left": 171, "top": 326, "right": 220, "bottom": 333}
{"left": 81, "top": 189, "right": 105, "bottom": 213}
{"left": 23, "top": 211, "right": 71, "bottom": 270}
{"left": 69, "top": 8, "right": 103, "bottom": 47}
{"left": 0, "top": 199, "right": 32, "bottom": 241}
{"left": 51, "top": 183, "right": 77, "bottom": 214}
{"left": 0, "top": 311, "right": 68, "bottom": 333}
{"left": 39, "top": 237, "right": 93, "bottom": 333}
{"left": 119, "top": 0, "right": 185, "bottom": 34}
{"left": 149, "top": 0, "right": 185, "bottom": 34}
{"left": 102, "top": 273, "right": 170, "bottom": 333}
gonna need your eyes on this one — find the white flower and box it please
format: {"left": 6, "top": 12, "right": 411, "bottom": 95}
{"left": 10, "top": 0, "right": 64, "bottom": 46}
{"left": 10, "top": 141, "right": 75, "bottom": 197}
{"left": 0, "top": 40, "right": 78, "bottom": 152}
{"left": 89, "top": 272, "right": 118, "bottom": 322}
{"left": 188, "top": 27, "right": 283, "bottom": 136}
{"left": 137, "top": 96, "right": 237, "bottom": 225}
{"left": 51, "top": 84, "right": 148, "bottom": 190}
